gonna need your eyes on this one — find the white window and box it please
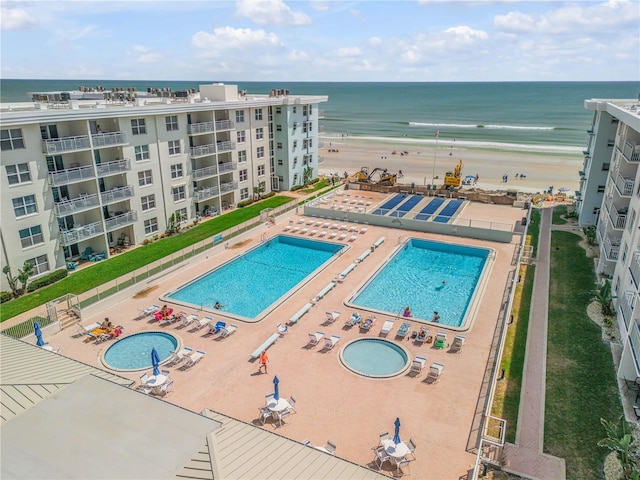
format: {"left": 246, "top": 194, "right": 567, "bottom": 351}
{"left": 303, "top": 106, "right": 308, "bottom": 116}
{"left": 256, "top": 127, "right": 264, "bottom": 140}
{"left": 175, "top": 207, "right": 187, "bottom": 221}
{"left": 138, "top": 170, "right": 152, "bottom": 186}
{"left": 172, "top": 185, "right": 186, "bottom": 202}
{"left": 6, "top": 163, "right": 31, "bottom": 185}
{"left": 235, "top": 111, "right": 244, "bottom": 123}
{"left": 239, "top": 169, "right": 248, "bottom": 182}
{"left": 165, "top": 115, "right": 179, "bottom": 131}
{"left": 276, "top": 124, "right": 282, "bottom": 132}
{"left": 13, "top": 195, "right": 37, "bottom": 217}
{"left": 238, "top": 150, "right": 247, "bottom": 163}
{"left": 255, "top": 109, "right": 263, "bottom": 121}
{"left": 170, "top": 163, "right": 183, "bottom": 179}
{"left": 1, "top": 128, "right": 25, "bottom": 150}
{"left": 168, "top": 140, "right": 181, "bottom": 155}
{"left": 237, "top": 131, "right": 246, "bottom": 143}
{"left": 257, "top": 165, "right": 265, "bottom": 176}
{"left": 144, "top": 218, "right": 158, "bottom": 235}
{"left": 240, "top": 187, "right": 249, "bottom": 200}
{"left": 257, "top": 146, "right": 264, "bottom": 159}
{"left": 27, "top": 254, "right": 49, "bottom": 275}
{"left": 134, "top": 145, "right": 150, "bottom": 161}
{"left": 131, "top": 118, "right": 147, "bottom": 135}
{"left": 19, "top": 225, "right": 44, "bottom": 248}
{"left": 141, "top": 194, "right": 156, "bottom": 211}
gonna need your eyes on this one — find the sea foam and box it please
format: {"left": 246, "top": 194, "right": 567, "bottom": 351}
{"left": 409, "top": 122, "right": 554, "bottom": 131}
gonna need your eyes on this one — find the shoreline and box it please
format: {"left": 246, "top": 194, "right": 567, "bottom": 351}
{"left": 318, "top": 135, "right": 582, "bottom": 194}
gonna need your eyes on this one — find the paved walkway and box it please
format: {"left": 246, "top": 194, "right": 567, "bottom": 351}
{"left": 502, "top": 207, "right": 566, "bottom": 479}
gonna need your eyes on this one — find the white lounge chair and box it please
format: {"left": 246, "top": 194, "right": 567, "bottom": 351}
{"left": 158, "top": 380, "right": 175, "bottom": 396}
{"left": 450, "top": 334, "right": 466, "bottom": 353}
{"left": 338, "top": 233, "right": 347, "bottom": 241}
{"left": 196, "top": 316, "right": 213, "bottom": 329}
{"left": 277, "top": 323, "right": 289, "bottom": 336}
{"left": 139, "top": 304, "right": 160, "bottom": 319}
{"left": 183, "top": 349, "right": 205, "bottom": 368}
{"left": 307, "top": 331, "right": 324, "bottom": 347}
{"left": 359, "top": 226, "right": 368, "bottom": 234}
{"left": 182, "top": 313, "right": 198, "bottom": 327}
{"left": 328, "top": 232, "right": 337, "bottom": 239}
{"left": 300, "top": 228, "right": 309, "bottom": 234}
{"left": 349, "top": 234, "right": 357, "bottom": 242}
{"left": 427, "top": 362, "right": 444, "bottom": 383}
{"left": 380, "top": 320, "right": 395, "bottom": 335}
{"left": 325, "top": 311, "right": 341, "bottom": 323}
{"left": 324, "top": 335, "right": 340, "bottom": 350}
{"left": 309, "top": 229, "right": 317, "bottom": 236}
{"left": 220, "top": 324, "right": 238, "bottom": 338}
{"left": 318, "top": 230, "right": 327, "bottom": 237}
{"left": 410, "top": 356, "right": 427, "bottom": 376}
{"left": 283, "top": 224, "right": 292, "bottom": 232}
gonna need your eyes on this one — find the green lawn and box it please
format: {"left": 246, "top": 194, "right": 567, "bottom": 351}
{"left": 552, "top": 205, "right": 568, "bottom": 225}
{"left": 1, "top": 196, "right": 293, "bottom": 322}
{"left": 528, "top": 208, "right": 541, "bottom": 257}
{"left": 544, "top": 230, "right": 622, "bottom": 479}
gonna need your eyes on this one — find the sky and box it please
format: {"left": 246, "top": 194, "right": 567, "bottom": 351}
{"left": 1, "top": 0, "right": 638, "bottom": 82}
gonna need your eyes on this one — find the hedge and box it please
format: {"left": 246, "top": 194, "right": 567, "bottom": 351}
{"left": 27, "top": 269, "right": 68, "bottom": 293}
{"left": 0, "top": 291, "right": 12, "bottom": 304}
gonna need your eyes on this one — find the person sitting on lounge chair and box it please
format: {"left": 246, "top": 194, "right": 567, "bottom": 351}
{"left": 417, "top": 329, "right": 428, "bottom": 341}
{"left": 101, "top": 318, "right": 112, "bottom": 329}
{"left": 110, "top": 325, "right": 124, "bottom": 338}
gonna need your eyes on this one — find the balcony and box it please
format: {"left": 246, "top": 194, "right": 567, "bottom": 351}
{"left": 48, "top": 165, "right": 95, "bottom": 187}
{"left": 614, "top": 172, "right": 635, "bottom": 197}
{"left": 620, "top": 291, "right": 636, "bottom": 331}
{"left": 194, "top": 185, "right": 220, "bottom": 202}
{"left": 190, "top": 144, "right": 216, "bottom": 158}
{"left": 193, "top": 165, "right": 218, "bottom": 181}
{"left": 621, "top": 140, "right": 640, "bottom": 163}
{"left": 188, "top": 121, "right": 215, "bottom": 135}
{"left": 96, "top": 159, "right": 131, "bottom": 177}
{"left": 216, "top": 140, "right": 235, "bottom": 153}
{"left": 216, "top": 119, "right": 234, "bottom": 131}
{"left": 105, "top": 210, "right": 137, "bottom": 232}
{"left": 53, "top": 193, "right": 100, "bottom": 217}
{"left": 43, "top": 135, "right": 90, "bottom": 154}
{"left": 220, "top": 180, "right": 237, "bottom": 193}
{"left": 101, "top": 185, "right": 134, "bottom": 205}
{"left": 630, "top": 252, "right": 640, "bottom": 288}
{"left": 602, "top": 233, "right": 621, "bottom": 261}
{"left": 605, "top": 199, "right": 627, "bottom": 229}
{"left": 59, "top": 221, "right": 104, "bottom": 247}
{"left": 91, "top": 131, "right": 128, "bottom": 148}
{"left": 218, "top": 161, "right": 236, "bottom": 174}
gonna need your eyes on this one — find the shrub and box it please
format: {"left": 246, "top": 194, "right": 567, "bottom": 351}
{"left": 263, "top": 191, "right": 276, "bottom": 199}
{"left": 27, "top": 269, "right": 68, "bottom": 293}
{"left": 0, "top": 291, "right": 12, "bottom": 304}
{"left": 237, "top": 199, "right": 255, "bottom": 208}
{"left": 291, "top": 185, "right": 304, "bottom": 191}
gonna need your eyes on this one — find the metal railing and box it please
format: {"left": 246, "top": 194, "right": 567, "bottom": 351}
{"left": 96, "top": 158, "right": 131, "bottom": 177}
{"left": 220, "top": 180, "right": 237, "bottom": 193}
{"left": 48, "top": 165, "right": 96, "bottom": 187}
{"left": 188, "top": 121, "right": 215, "bottom": 135}
{"left": 53, "top": 194, "right": 100, "bottom": 216}
{"left": 218, "top": 161, "right": 236, "bottom": 174}
{"left": 630, "top": 252, "right": 640, "bottom": 288}
{"left": 193, "top": 164, "right": 218, "bottom": 180}
{"left": 194, "top": 185, "right": 220, "bottom": 202}
{"left": 615, "top": 172, "right": 635, "bottom": 196}
{"left": 216, "top": 140, "right": 235, "bottom": 152}
{"left": 59, "top": 221, "right": 105, "bottom": 246}
{"left": 190, "top": 143, "right": 216, "bottom": 158}
{"left": 91, "top": 131, "right": 128, "bottom": 148}
{"left": 105, "top": 211, "right": 137, "bottom": 231}
{"left": 215, "top": 119, "right": 234, "bottom": 131}
{"left": 42, "top": 135, "right": 90, "bottom": 154}
{"left": 621, "top": 140, "right": 640, "bottom": 163}
{"left": 101, "top": 185, "right": 135, "bottom": 205}
{"left": 602, "top": 233, "right": 621, "bottom": 260}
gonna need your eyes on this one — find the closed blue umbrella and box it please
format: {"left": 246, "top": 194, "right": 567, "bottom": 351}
{"left": 151, "top": 347, "right": 160, "bottom": 376}
{"left": 34, "top": 321, "right": 45, "bottom": 347}
{"left": 393, "top": 417, "right": 402, "bottom": 445}
{"left": 273, "top": 375, "right": 280, "bottom": 401}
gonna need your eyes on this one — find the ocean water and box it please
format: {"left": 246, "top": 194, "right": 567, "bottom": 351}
{"left": 1, "top": 79, "right": 637, "bottom": 151}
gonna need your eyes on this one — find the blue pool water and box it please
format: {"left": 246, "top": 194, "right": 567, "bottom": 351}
{"left": 341, "top": 339, "right": 409, "bottom": 377}
{"left": 350, "top": 239, "right": 489, "bottom": 327}
{"left": 166, "top": 235, "right": 344, "bottom": 319}
{"left": 103, "top": 332, "right": 178, "bottom": 371}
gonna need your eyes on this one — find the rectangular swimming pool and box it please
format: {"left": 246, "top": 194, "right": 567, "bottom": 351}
{"left": 164, "top": 235, "right": 345, "bottom": 320}
{"left": 348, "top": 238, "right": 491, "bottom": 329}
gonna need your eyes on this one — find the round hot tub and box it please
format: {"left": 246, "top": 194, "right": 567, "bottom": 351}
{"left": 102, "top": 331, "right": 179, "bottom": 372}
{"left": 340, "top": 338, "right": 411, "bottom": 378}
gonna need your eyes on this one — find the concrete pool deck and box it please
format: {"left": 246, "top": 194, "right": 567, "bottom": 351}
{"left": 42, "top": 200, "right": 528, "bottom": 479}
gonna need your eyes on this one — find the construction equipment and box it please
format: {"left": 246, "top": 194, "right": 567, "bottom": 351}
{"left": 444, "top": 160, "right": 463, "bottom": 187}
{"left": 348, "top": 167, "right": 398, "bottom": 186}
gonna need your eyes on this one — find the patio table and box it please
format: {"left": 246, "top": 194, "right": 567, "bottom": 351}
{"left": 266, "top": 398, "right": 291, "bottom": 413}
{"left": 382, "top": 439, "right": 410, "bottom": 460}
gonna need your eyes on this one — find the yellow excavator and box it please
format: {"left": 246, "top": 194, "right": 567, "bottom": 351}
{"left": 349, "top": 167, "right": 398, "bottom": 186}
{"left": 444, "top": 160, "right": 463, "bottom": 187}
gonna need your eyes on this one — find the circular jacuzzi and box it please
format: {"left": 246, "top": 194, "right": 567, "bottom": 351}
{"left": 102, "top": 331, "right": 179, "bottom": 372}
{"left": 340, "top": 338, "right": 411, "bottom": 378}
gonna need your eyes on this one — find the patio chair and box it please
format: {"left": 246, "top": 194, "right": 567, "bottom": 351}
{"left": 427, "top": 362, "right": 445, "bottom": 383}
{"left": 95, "top": 333, "right": 111, "bottom": 344}
{"left": 349, "top": 234, "right": 357, "bottom": 242}
{"left": 307, "top": 331, "right": 324, "bottom": 347}
{"left": 136, "top": 373, "right": 154, "bottom": 395}
{"left": 396, "top": 322, "right": 411, "bottom": 339}
{"left": 208, "top": 320, "right": 227, "bottom": 335}
{"left": 373, "top": 445, "right": 390, "bottom": 469}
{"left": 220, "top": 324, "right": 238, "bottom": 338}
{"left": 275, "top": 409, "right": 291, "bottom": 428}
{"left": 324, "top": 441, "right": 337, "bottom": 455}
{"left": 195, "top": 316, "right": 213, "bottom": 330}
{"left": 415, "top": 327, "right": 430, "bottom": 344}
{"left": 182, "top": 313, "right": 198, "bottom": 327}
{"left": 324, "top": 335, "right": 340, "bottom": 350}
{"left": 76, "top": 322, "right": 90, "bottom": 336}
{"left": 318, "top": 230, "right": 327, "bottom": 237}
{"left": 378, "top": 431, "right": 389, "bottom": 445}
{"left": 276, "top": 323, "right": 289, "bottom": 336}
{"left": 450, "top": 334, "right": 466, "bottom": 353}
{"left": 183, "top": 350, "right": 205, "bottom": 368}
{"left": 265, "top": 393, "right": 275, "bottom": 404}
{"left": 166, "top": 347, "right": 192, "bottom": 366}
{"left": 434, "top": 332, "right": 447, "bottom": 349}
{"left": 325, "top": 311, "right": 341, "bottom": 323}
{"left": 360, "top": 315, "right": 376, "bottom": 331}
{"left": 410, "top": 356, "right": 427, "bottom": 377}
{"left": 392, "top": 457, "right": 411, "bottom": 475}
{"left": 380, "top": 320, "right": 395, "bottom": 335}
{"left": 79, "top": 247, "right": 93, "bottom": 261}
{"left": 288, "top": 395, "right": 297, "bottom": 413}
{"left": 345, "top": 312, "right": 361, "bottom": 327}
{"left": 407, "top": 438, "right": 417, "bottom": 461}
{"left": 258, "top": 406, "right": 272, "bottom": 425}
{"left": 338, "top": 233, "right": 347, "bottom": 241}
{"left": 158, "top": 380, "right": 175, "bottom": 396}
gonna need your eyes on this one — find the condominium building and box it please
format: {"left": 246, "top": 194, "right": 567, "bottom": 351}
{"left": 0, "top": 84, "right": 327, "bottom": 291}
{"left": 577, "top": 97, "right": 640, "bottom": 383}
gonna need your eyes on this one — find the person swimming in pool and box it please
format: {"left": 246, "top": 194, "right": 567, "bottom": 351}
{"left": 214, "top": 301, "right": 222, "bottom": 309}
{"left": 432, "top": 311, "right": 440, "bottom": 323}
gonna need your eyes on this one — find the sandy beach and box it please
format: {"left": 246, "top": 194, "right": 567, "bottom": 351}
{"left": 318, "top": 136, "right": 583, "bottom": 194}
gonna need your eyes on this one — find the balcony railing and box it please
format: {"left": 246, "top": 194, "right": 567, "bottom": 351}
{"left": 43, "top": 135, "right": 90, "bottom": 154}
{"left": 53, "top": 193, "right": 100, "bottom": 216}
{"left": 96, "top": 159, "right": 131, "bottom": 177}
{"left": 48, "top": 165, "right": 96, "bottom": 187}
{"left": 218, "top": 161, "right": 236, "bottom": 174}
{"left": 192, "top": 164, "right": 218, "bottom": 180}
{"left": 620, "top": 291, "right": 636, "bottom": 331}
{"left": 607, "top": 204, "right": 628, "bottom": 230}
{"left": 59, "top": 221, "right": 104, "bottom": 247}
{"left": 615, "top": 172, "right": 635, "bottom": 196}
{"left": 91, "top": 131, "right": 128, "bottom": 148}
{"left": 105, "top": 210, "right": 137, "bottom": 231}
{"left": 101, "top": 185, "right": 135, "bottom": 205}
{"left": 216, "top": 140, "right": 235, "bottom": 153}
{"left": 602, "top": 233, "right": 620, "bottom": 261}
{"left": 630, "top": 252, "right": 640, "bottom": 288}
{"left": 220, "top": 180, "right": 237, "bottom": 193}
{"left": 194, "top": 185, "right": 220, "bottom": 202}
{"left": 190, "top": 144, "right": 216, "bottom": 158}
{"left": 188, "top": 121, "right": 215, "bottom": 135}
{"left": 621, "top": 140, "right": 640, "bottom": 163}
{"left": 630, "top": 322, "right": 640, "bottom": 375}
{"left": 215, "top": 119, "right": 234, "bottom": 131}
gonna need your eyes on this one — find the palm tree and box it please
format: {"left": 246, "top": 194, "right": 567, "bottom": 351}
{"left": 593, "top": 280, "right": 616, "bottom": 316}
{"left": 598, "top": 416, "right": 639, "bottom": 480}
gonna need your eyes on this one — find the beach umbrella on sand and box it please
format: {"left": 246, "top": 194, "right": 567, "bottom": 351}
{"left": 34, "top": 321, "right": 45, "bottom": 347}
{"left": 151, "top": 347, "right": 160, "bottom": 376}
{"left": 558, "top": 187, "right": 571, "bottom": 193}
{"left": 393, "top": 417, "right": 402, "bottom": 445}
{"left": 273, "top": 375, "right": 280, "bottom": 401}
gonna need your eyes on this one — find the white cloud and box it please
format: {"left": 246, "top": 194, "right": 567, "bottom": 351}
{"left": 128, "top": 45, "right": 162, "bottom": 64}
{"left": 308, "top": 1, "right": 331, "bottom": 12}
{"left": 235, "top": 0, "right": 311, "bottom": 26}
{"left": 55, "top": 25, "right": 98, "bottom": 42}
{"left": 443, "top": 26, "right": 489, "bottom": 44}
{"left": 287, "top": 49, "right": 310, "bottom": 61}
{"left": 368, "top": 37, "right": 382, "bottom": 46}
{"left": 337, "top": 46, "right": 362, "bottom": 57}
{"left": 0, "top": 6, "right": 37, "bottom": 29}
{"left": 192, "top": 26, "right": 283, "bottom": 56}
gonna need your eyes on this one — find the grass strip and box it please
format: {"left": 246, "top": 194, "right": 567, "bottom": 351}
{"left": 552, "top": 205, "right": 568, "bottom": 225}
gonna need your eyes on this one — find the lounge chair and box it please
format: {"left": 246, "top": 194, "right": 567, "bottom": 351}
{"left": 324, "top": 335, "right": 340, "bottom": 350}
{"left": 318, "top": 230, "right": 327, "bottom": 237}
{"left": 300, "top": 228, "right": 309, "bottom": 234}
{"left": 309, "top": 229, "right": 317, "bottom": 236}
{"left": 450, "top": 334, "right": 466, "bottom": 353}
{"left": 427, "top": 362, "right": 444, "bottom": 383}
{"left": 359, "top": 226, "right": 368, "bottom": 234}
{"left": 182, "top": 313, "right": 199, "bottom": 327}
{"left": 183, "top": 349, "right": 205, "bottom": 368}
{"left": 220, "top": 324, "right": 238, "bottom": 338}
{"left": 338, "top": 233, "right": 347, "bottom": 241}
{"left": 166, "top": 347, "right": 192, "bottom": 366}
{"left": 195, "top": 316, "right": 213, "bottom": 329}
{"left": 136, "top": 373, "right": 154, "bottom": 395}
{"left": 396, "top": 322, "right": 411, "bottom": 338}
{"left": 348, "top": 234, "right": 357, "bottom": 242}
{"left": 360, "top": 315, "right": 376, "bottom": 331}
{"left": 328, "top": 232, "right": 337, "bottom": 239}
{"left": 345, "top": 312, "right": 362, "bottom": 327}
{"left": 410, "top": 356, "right": 427, "bottom": 376}
{"left": 276, "top": 323, "right": 289, "bottom": 336}
{"left": 325, "top": 311, "right": 341, "bottom": 323}
{"left": 415, "top": 327, "right": 430, "bottom": 344}
{"left": 158, "top": 380, "right": 175, "bottom": 396}
{"left": 380, "top": 320, "right": 395, "bottom": 335}
{"left": 433, "top": 332, "right": 447, "bottom": 349}
{"left": 307, "top": 331, "right": 324, "bottom": 347}
{"left": 208, "top": 320, "right": 226, "bottom": 335}
{"left": 138, "top": 304, "right": 160, "bottom": 320}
